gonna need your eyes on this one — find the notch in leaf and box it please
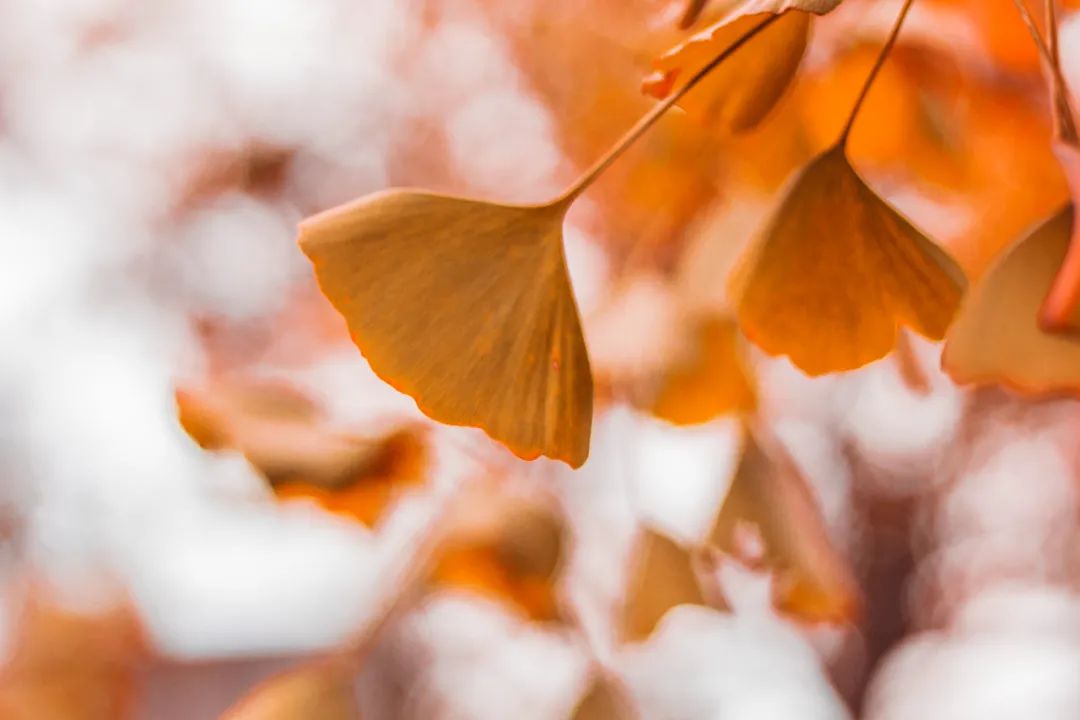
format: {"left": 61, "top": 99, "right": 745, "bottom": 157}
{"left": 298, "top": 14, "right": 783, "bottom": 467}
{"left": 730, "top": 0, "right": 967, "bottom": 374}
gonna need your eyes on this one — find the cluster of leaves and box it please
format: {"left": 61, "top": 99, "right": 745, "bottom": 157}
{"left": 299, "top": 0, "right": 1080, "bottom": 473}
{"left": 9, "top": 1, "right": 1080, "bottom": 718}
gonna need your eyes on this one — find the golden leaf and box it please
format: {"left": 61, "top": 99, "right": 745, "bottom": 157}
{"left": 944, "top": 207, "right": 1080, "bottom": 394}
{"left": 220, "top": 660, "right": 359, "bottom": 720}
{"left": 644, "top": 10, "right": 810, "bottom": 133}
{"left": 176, "top": 380, "right": 425, "bottom": 493}
{"left": 298, "top": 192, "right": 592, "bottom": 468}
{"left": 731, "top": 145, "right": 967, "bottom": 375}
{"left": 708, "top": 430, "right": 860, "bottom": 622}
{"left": 621, "top": 529, "right": 705, "bottom": 642}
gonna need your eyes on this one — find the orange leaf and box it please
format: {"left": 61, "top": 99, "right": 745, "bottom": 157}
{"left": 430, "top": 500, "right": 565, "bottom": 622}
{"left": 220, "top": 659, "right": 359, "bottom": 720}
{"left": 176, "top": 380, "right": 424, "bottom": 493}
{"left": 621, "top": 529, "right": 706, "bottom": 642}
{"left": 644, "top": 10, "right": 810, "bottom": 133}
{"left": 708, "top": 429, "right": 860, "bottom": 623}
{"left": 944, "top": 206, "right": 1080, "bottom": 393}
{"left": 731, "top": 145, "right": 967, "bottom": 374}
{"left": 639, "top": 314, "right": 757, "bottom": 424}
{"left": 298, "top": 192, "right": 593, "bottom": 468}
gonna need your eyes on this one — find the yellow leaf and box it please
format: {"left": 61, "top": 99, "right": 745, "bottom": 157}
{"left": 621, "top": 529, "right": 706, "bottom": 642}
{"left": 644, "top": 10, "right": 810, "bottom": 133}
{"left": 220, "top": 660, "right": 359, "bottom": 720}
{"left": 731, "top": 145, "right": 967, "bottom": 375}
{"left": 944, "top": 207, "right": 1080, "bottom": 394}
{"left": 298, "top": 192, "right": 593, "bottom": 468}
{"left": 708, "top": 430, "right": 860, "bottom": 623}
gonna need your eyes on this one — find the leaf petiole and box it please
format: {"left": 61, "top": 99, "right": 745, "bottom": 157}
{"left": 555, "top": 11, "right": 783, "bottom": 205}
{"left": 837, "top": 0, "right": 916, "bottom": 147}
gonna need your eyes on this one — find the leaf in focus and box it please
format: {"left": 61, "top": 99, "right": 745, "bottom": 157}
{"left": 0, "top": 597, "right": 142, "bottom": 720}
{"left": 731, "top": 145, "right": 967, "bottom": 375}
{"left": 638, "top": 314, "right": 757, "bottom": 425}
{"left": 220, "top": 659, "right": 360, "bottom": 720}
{"left": 298, "top": 191, "right": 593, "bottom": 468}
{"left": 430, "top": 500, "right": 566, "bottom": 622}
{"left": 643, "top": 10, "right": 810, "bottom": 133}
{"left": 708, "top": 430, "right": 860, "bottom": 622}
{"left": 621, "top": 529, "right": 706, "bottom": 642}
{"left": 943, "top": 207, "right": 1080, "bottom": 393}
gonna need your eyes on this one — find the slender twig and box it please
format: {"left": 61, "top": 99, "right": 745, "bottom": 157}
{"left": 838, "top": 0, "right": 916, "bottom": 146}
{"left": 1011, "top": 0, "right": 1053, "bottom": 61}
{"left": 1010, "top": 0, "right": 1079, "bottom": 144}
{"left": 556, "top": 12, "right": 783, "bottom": 204}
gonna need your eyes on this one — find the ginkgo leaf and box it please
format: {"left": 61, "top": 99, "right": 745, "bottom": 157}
{"left": 731, "top": 145, "right": 967, "bottom": 375}
{"left": 708, "top": 429, "right": 860, "bottom": 622}
{"left": 298, "top": 192, "right": 592, "bottom": 468}
{"left": 621, "top": 529, "right": 706, "bottom": 642}
{"left": 944, "top": 207, "right": 1080, "bottom": 393}
{"left": 176, "top": 380, "right": 425, "bottom": 492}
{"left": 639, "top": 314, "right": 756, "bottom": 424}
{"left": 643, "top": 10, "right": 810, "bottom": 132}
{"left": 1010, "top": 0, "right": 1080, "bottom": 334}
{"left": 220, "top": 660, "right": 359, "bottom": 720}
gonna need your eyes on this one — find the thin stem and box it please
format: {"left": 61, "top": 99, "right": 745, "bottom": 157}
{"left": 555, "top": 12, "right": 782, "bottom": 205}
{"left": 1047, "top": 0, "right": 1059, "bottom": 62}
{"left": 838, "top": 0, "right": 916, "bottom": 146}
{"left": 1011, "top": 0, "right": 1079, "bottom": 144}
{"left": 1011, "top": 0, "right": 1053, "bottom": 61}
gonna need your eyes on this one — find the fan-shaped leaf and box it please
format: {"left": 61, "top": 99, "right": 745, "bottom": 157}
{"left": 732, "top": 145, "right": 967, "bottom": 375}
{"left": 643, "top": 10, "right": 810, "bottom": 133}
{"left": 944, "top": 207, "right": 1080, "bottom": 393}
{"left": 708, "top": 430, "right": 859, "bottom": 622}
{"left": 299, "top": 192, "right": 592, "bottom": 468}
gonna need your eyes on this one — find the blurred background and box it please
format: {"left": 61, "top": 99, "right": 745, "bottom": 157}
{"left": 0, "top": 0, "right": 1078, "bottom": 718}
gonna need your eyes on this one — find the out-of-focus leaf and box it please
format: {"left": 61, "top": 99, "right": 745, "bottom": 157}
{"left": 731, "top": 144, "right": 967, "bottom": 375}
{"left": 176, "top": 380, "right": 425, "bottom": 493}
{"left": 430, "top": 500, "right": 566, "bottom": 622}
{"left": 571, "top": 674, "right": 633, "bottom": 720}
{"left": 637, "top": 314, "right": 756, "bottom": 424}
{"left": 0, "top": 597, "right": 142, "bottom": 720}
{"left": 219, "top": 659, "right": 359, "bottom": 720}
{"left": 944, "top": 207, "right": 1080, "bottom": 393}
{"left": 708, "top": 430, "right": 860, "bottom": 622}
{"left": 643, "top": 10, "right": 809, "bottom": 133}
{"left": 273, "top": 428, "right": 427, "bottom": 528}
{"left": 298, "top": 192, "right": 592, "bottom": 468}
{"left": 622, "top": 529, "right": 706, "bottom": 642}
